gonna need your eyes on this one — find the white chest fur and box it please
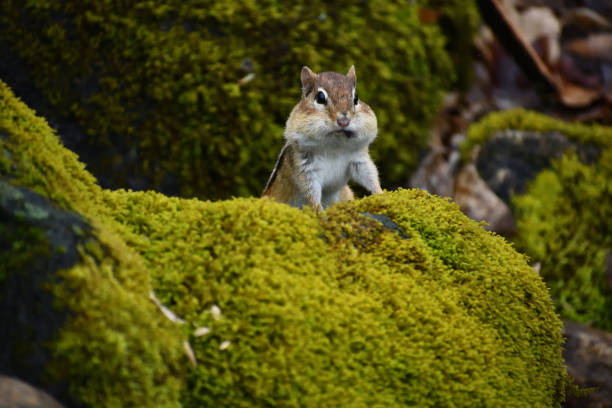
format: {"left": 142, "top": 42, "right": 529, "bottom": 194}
{"left": 292, "top": 145, "right": 367, "bottom": 208}
{"left": 313, "top": 149, "right": 353, "bottom": 191}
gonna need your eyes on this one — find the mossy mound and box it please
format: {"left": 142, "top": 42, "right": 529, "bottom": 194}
{"left": 1, "top": 80, "right": 567, "bottom": 406}
{"left": 0, "top": 0, "right": 477, "bottom": 199}
{"left": 464, "top": 109, "right": 612, "bottom": 331}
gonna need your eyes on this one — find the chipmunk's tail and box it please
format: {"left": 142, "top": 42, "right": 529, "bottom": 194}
{"left": 262, "top": 143, "right": 289, "bottom": 196}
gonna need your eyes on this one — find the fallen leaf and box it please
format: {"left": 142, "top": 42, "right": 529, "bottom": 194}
{"left": 418, "top": 8, "right": 440, "bottom": 24}
{"left": 562, "top": 7, "right": 612, "bottom": 30}
{"left": 194, "top": 326, "right": 211, "bottom": 337}
{"left": 210, "top": 304, "right": 221, "bottom": 321}
{"left": 183, "top": 341, "right": 197, "bottom": 367}
{"left": 565, "top": 33, "right": 612, "bottom": 63}
{"left": 557, "top": 75, "right": 601, "bottom": 107}
{"left": 149, "top": 290, "right": 185, "bottom": 324}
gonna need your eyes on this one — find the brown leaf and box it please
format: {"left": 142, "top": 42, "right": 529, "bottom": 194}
{"left": 565, "top": 34, "right": 612, "bottom": 63}
{"left": 556, "top": 76, "right": 601, "bottom": 107}
{"left": 477, "top": 0, "right": 603, "bottom": 107}
{"left": 562, "top": 7, "right": 612, "bottom": 30}
{"left": 418, "top": 8, "right": 440, "bottom": 24}
{"left": 476, "top": 0, "right": 557, "bottom": 90}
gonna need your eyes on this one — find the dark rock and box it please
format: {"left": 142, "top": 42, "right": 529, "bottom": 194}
{"left": 361, "top": 212, "right": 411, "bottom": 239}
{"left": 0, "top": 179, "right": 93, "bottom": 405}
{"left": 563, "top": 320, "right": 612, "bottom": 408}
{"left": 476, "top": 129, "right": 599, "bottom": 203}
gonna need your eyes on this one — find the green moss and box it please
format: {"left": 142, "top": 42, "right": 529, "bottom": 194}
{"left": 0, "top": 80, "right": 100, "bottom": 210}
{"left": 94, "top": 187, "right": 566, "bottom": 407}
{"left": 0, "top": 221, "right": 48, "bottom": 284}
{"left": 513, "top": 150, "right": 612, "bottom": 330}
{"left": 463, "top": 109, "right": 612, "bottom": 330}
{"left": 419, "top": 0, "right": 480, "bottom": 89}
{"left": 0, "top": 80, "right": 186, "bottom": 407}
{"left": 0, "top": 0, "right": 479, "bottom": 198}
{"left": 462, "top": 109, "right": 612, "bottom": 160}
{"left": 1, "top": 80, "right": 568, "bottom": 406}
{"left": 47, "top": 236, "right": 186, "bottom": 408}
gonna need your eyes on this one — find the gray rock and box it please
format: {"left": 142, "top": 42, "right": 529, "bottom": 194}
{"left": 0, "top": 376, "right": 65, "bottom": 408}
{"left": 361, "top": 212, "right": 411, "bottom": 239}
{"left": 454, "top": 160, "right": 516, "bottom": 236}
{"left": 476, "top": 129, "right": 599, "bottom": 203}
{"left": 563, "top": 320, "right": 612, "bottom": 408}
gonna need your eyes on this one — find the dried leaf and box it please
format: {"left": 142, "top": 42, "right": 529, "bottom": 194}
{"left": 238, "top": 73, "right": 255, "bottom": 85}
{"left": 562, "top": 8, "right": 612, "bottom": 30}
{"left": 518, "top": 7, "right": 561, "bottom": 64}
{"left": 557, "top": 77, "right": 601, "bottom": 107}
{"left": 418, "top": 8, "right": 440, "bottom": 24}
{"left": 194, "top": 326, "right": 211, "bottom": 337}
{"left": 476, "top": 0, "right": 557, "bottom": 90}
{"left": 565, "top": 34, "right": 612, "bottom": 63}
{"left": 183, "top": 340, "right": 197, "bottom": 367}
{"left": 477, "top": 0, "right": 603, "bottom": 107}
{"left": 533, "top": 262, "right": 541, "bottom": 274}
{"left": 149, "top": 290, "right": 185, "bottom": 324}
{"left": 210, "top": 304, "right": 221, "bottom": 321}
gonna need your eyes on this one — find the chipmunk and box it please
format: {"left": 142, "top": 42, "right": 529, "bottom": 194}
{"left": 262, "top": 66, "right": 382, "bottom": 212}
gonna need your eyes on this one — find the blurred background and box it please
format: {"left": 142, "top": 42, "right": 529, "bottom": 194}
{"left": 0, "top": 0, "right": 610, "bottom": 405}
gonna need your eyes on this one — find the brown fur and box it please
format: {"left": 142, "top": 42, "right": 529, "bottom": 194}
{"left": 262, "top": 66, "right": 381, "bottom": 212}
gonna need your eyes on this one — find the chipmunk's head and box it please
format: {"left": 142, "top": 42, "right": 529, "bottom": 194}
{"left": 286, "top": 66, "right": 377, "bottom": 148}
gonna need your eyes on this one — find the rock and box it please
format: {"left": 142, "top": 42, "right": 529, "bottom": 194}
{"left": 454, "top": 160, "right": 516, "bottom": 236}
{"left": 476, "top": 129, "right": 599, "bottom": 203}
{"left": 0, "top": 376, "right": 65, "bottom": 408}
{"left": 0, "top": 179, "right": 92, "bottom": 404}
{"left": 563, "top": 321, "right": 612, "bottom": 408}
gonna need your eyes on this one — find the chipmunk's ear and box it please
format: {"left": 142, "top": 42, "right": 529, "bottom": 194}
{"left": 301, "top": 66, "right": 316, "bottom": 96}
{"left": 347, "top": 65, "right": 356, "bottom": 85}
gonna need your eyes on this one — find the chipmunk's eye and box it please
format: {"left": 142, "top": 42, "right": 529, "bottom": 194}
{"left": 315, "top": 91, "right": 327, "bottom": 105}
{"left": 353, "top": 92, "right": 359, "bottom": 105}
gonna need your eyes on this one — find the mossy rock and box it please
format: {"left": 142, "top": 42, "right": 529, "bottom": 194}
{"left": 462, "top": 109, "right": 612, "bottom": 160}
{"left": 0, "top": 78, "right": 186, "bottom": 407}
{"left": 513, "top": 150, "right": 612, "bottom": 331}
{"left": 464, "top": 109, "right": 612, "bottom": 331}
{"left": 0, "top": 80, "right": 568, "bottom": 406}
{"left": 0, "top": 0, "right": 478, "bottom": 199}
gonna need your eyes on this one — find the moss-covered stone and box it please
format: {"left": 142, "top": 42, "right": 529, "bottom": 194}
{"left": 464, "top": 109, "right": 612, "bottom": 331}
{"left": 462, "top": 109, "right": 612, "bottom": 160}
{"left": 1, "top": 80, "right": 568, "bottom": 406}
{"left": 0, "top": 80, "right": 186, "bottom": 407}
{"left": 0, "top": 0, "right": 478, "bottom": 199}
{"left": 513, "top": 151, "right": 612, "bottom": 330}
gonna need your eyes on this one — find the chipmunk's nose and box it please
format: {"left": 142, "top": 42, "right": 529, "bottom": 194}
{"left": 337, "top": 113, "right": 350, "bottom": 128}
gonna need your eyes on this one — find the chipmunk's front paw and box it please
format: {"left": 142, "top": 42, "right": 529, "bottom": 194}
{"left": 311, "top": 203, "right": 324, "bottom": 215}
